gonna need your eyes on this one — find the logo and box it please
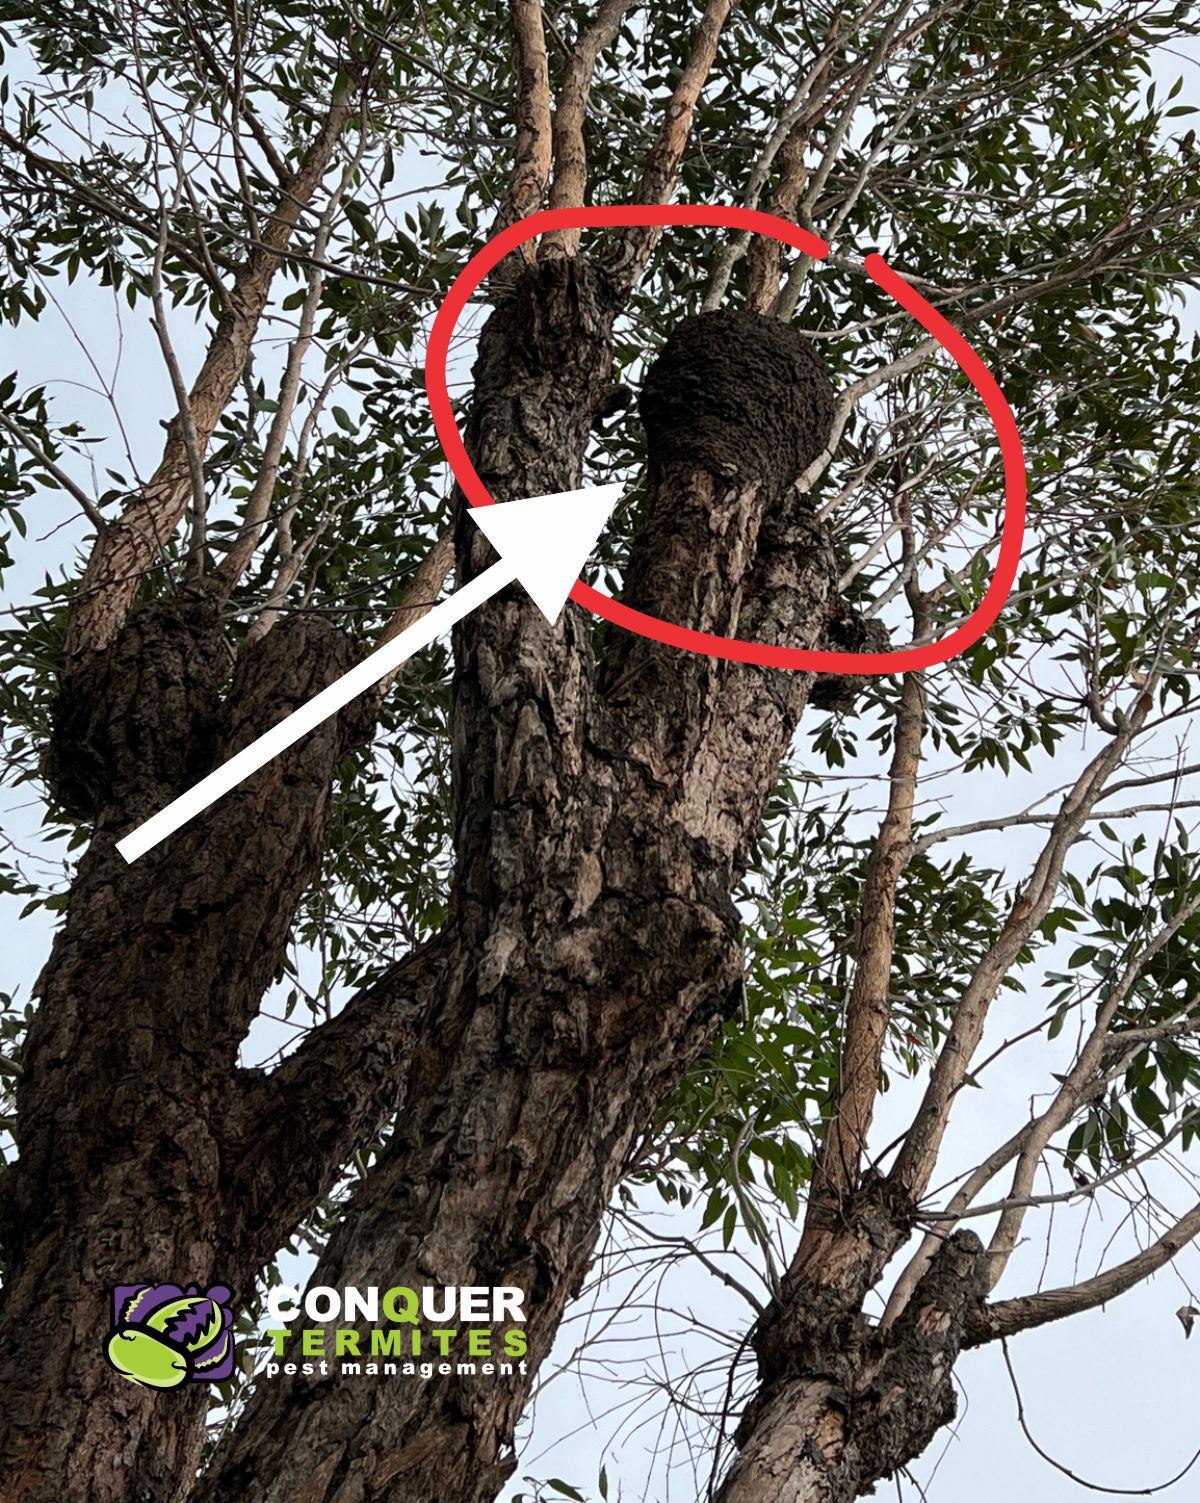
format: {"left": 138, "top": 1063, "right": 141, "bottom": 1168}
{"left": 263, "top": 1283, "right": 529, "bottom": 1381}
{"left": 105, "top": 1283, "right": 235, "bottom": 1388}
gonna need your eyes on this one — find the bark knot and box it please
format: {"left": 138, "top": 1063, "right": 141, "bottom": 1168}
{"left": 810, "top": 603, "right": 891, "bottom": 714}
{"left": 42, "top": 586, "right": 226, "bottom": 820}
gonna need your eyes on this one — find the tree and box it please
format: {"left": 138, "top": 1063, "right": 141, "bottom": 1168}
{"left": 1, "top": 0, "right": 1200, "bottom": 1499}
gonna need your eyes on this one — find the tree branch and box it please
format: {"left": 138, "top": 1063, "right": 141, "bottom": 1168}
{"left": 215, "top": 146, "right": 365, "bottom": 594}
{"left": 604, "top": 0, "right": 733, "bottom": 293}
{"left": 810, "top": 654, "right": 926, "bottom": 1209}
{"left": 373, "top": 528, "right": 456, "bottom": 691}
{"left": 539, "top": 0, "right": 635, "bottom": 258}
{"left": 142, "top": 103, "right": 209, "bottom": 577}
{"left": 64, "top": 93, "right": 361, "bottom": 659}
{"left": 888, "top": 684, "right": 1158, "bottom": 1205}
{"left": 966, "top": 1200, "right": 1200, "bottom": 1346}
{"left": 912, "top": 798, "right": 1200, "bottom": 855}
{"left": 0, "top": 125, "right": 236, "bottom": 283}
{"left": 240, "top": 332, "right": 374, "bottom": 644}
{"left": 180, "top": 10, "right": 290, "bottom": 184}
{"left": 494, "top": 0, "right": 554, "bottom": 245}
{"left": 225, "top": 936, "right": 449, "bottom": 1276}
{"left": 702, "top": 0, "right": 889, "bottom": 309}
{"left": 983, "top": 885, "right": 1200, "bottom": 1288}
{"left": 0, "top": 412, "right": 107, "bottom": 532}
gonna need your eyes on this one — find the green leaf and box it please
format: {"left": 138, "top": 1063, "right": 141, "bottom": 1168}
{"left": 547, "top": 1482, "right": 587, "bottom": 1502}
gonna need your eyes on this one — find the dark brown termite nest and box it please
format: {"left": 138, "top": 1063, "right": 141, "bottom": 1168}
{"left": 636, "top": 308, "right": 888, "bottom": 713}
{"left": 639, "top": 309, "right": 835, "bottom": 498}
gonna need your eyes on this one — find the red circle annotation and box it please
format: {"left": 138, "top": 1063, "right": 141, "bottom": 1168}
{"left": 424, "top": 205, "right": 1026, "bottom": 674}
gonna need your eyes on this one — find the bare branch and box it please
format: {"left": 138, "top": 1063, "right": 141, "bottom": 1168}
{"left": 888, "top": 685, "right": 1158, "bottom": 1205}
{"left": 917, "top": 1110, "right": 1196, "bottom": 1227}
{"left": 539, "top": 0, "right": 636, "bottom": 258}
{"left": 612, "top": 1209, "right": 766, "bottom": 1314}
{"left": 984, "top": 885, "right": 1200, "bottom": 1287}
{"left": 997, "top": 1337, "right": 1200, "bottom": 1495}
{"left": 912, "top": 799, "right": 1200, "bottom": 856}
{"left": 967, "top": 1201, "right": 1200, "bottom": 1346}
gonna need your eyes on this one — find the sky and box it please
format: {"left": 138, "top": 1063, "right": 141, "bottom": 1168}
{"left": 3, "top": 16, "right": 1200, "bottom": 1503}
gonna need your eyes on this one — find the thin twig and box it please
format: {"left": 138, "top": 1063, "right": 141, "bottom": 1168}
{"left": 0, "top": 412, "right": 107, "bottom": 531}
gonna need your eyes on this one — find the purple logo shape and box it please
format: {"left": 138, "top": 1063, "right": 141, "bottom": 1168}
{"left": 105, "top": 1283, "right": 235, "bottom": 1388}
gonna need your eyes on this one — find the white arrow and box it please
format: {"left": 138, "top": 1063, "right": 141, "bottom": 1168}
{"left": 116, "top": 483, "right": 622, "bottom": 864}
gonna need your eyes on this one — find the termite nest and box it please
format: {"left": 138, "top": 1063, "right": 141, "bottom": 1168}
{"left": 637, "top": 309, "right": 887, "bottom": 711}
{"left": 639, "top": 309, "right": 835, "bottom": 496}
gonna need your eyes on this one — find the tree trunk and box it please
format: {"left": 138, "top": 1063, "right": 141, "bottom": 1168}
{"left": 194, "top": 265, "right": 845, "bottom": 1502}
{"left": 0, "top": 602, "right": 383, "bottom": 1503}
{"left": 2, "top": 252, "right": 850, "bottom": 1503}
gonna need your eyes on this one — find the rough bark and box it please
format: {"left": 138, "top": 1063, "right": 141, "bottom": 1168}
{"left": 0, "top": 598, "right": 390, "bottom": 1503}
{"left": 706, "top": 665, "right": 987, "bottom": 1503}
{"left": 4, "top": 251, "right": 857, "bottom": 1503}
{"left": 192, "top": 264, "right": 845, "bottom": 1503}
{"left": 716, "top": 1227, "right": 989, "bottom": 1503}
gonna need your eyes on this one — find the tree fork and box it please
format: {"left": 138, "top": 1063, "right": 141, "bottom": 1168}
{"left": 194, "top": 266, "right": 850, "bottom": 1503}
{"left": 715, "top": 1230, "right": 990, "bottom": 1503}
{"left": 0, "top": 602, "right": 378, "bottom": 1503}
